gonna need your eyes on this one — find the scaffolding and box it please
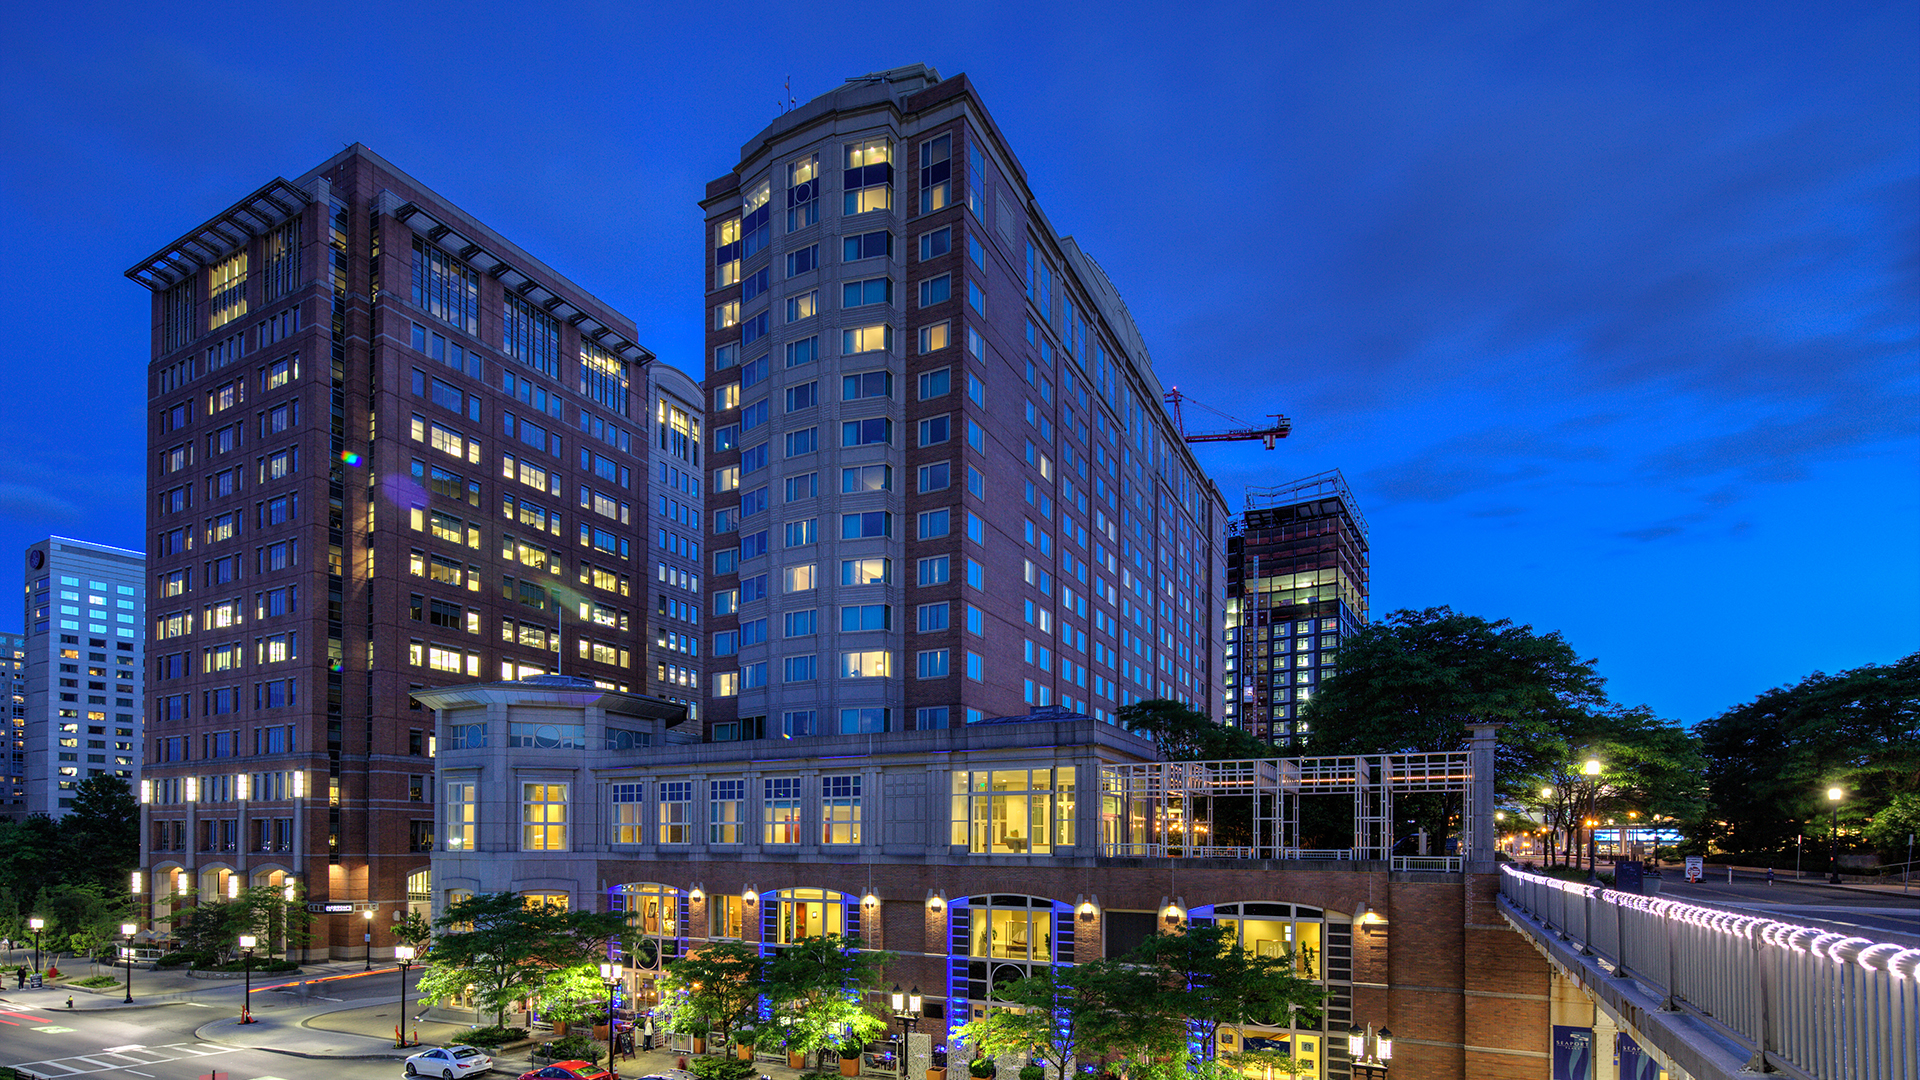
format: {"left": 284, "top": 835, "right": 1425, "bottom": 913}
{"left": 1098, "top": 751, "right": 1473, "bottom": 869}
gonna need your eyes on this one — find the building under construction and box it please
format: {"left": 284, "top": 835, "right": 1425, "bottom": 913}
{"left": 1223, "top": 470, "right": 1370, "bottom": 747}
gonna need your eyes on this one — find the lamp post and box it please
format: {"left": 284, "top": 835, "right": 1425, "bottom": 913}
{"left": 599, "top": 960, "right": 623, "bottom": 1080}
{"left": 238, "top": 934, "right": 257, "bottom": 1022}
{"left": 394, "top": 944, "right": 416, "bottom": 1047}
{"left": 1348, "top": 1024, "right": 1393, "bottom": 1078}
{"left": 363, "top": 908, "right": 376, "bottom": 970}
{"left": 120, "top": 923, "right": 137, "bottom": 1003}
{"left": 28, "top": 917, "right": 44, "bottom": 974}
{"left": 1582, "top": 758, "right": 1603, "bottom": 883}
{"left": 890, "top": 983, "right": 922, "bottom": 1034}
{"left": 1539, "top": 787, "right": 1557, "bottom": 866}
{"left": 1827, "top": 787, "right": 1843, "bottom": 880}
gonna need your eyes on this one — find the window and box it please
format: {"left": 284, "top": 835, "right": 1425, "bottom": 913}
{"left": 918, "top": 706, "right": 951, "bottom": 729}
{"left": 841, "top": 464, "right": 892, "bottom": 493}
{"left": 841, "top": 418, "right": 892, "bottom": 447}
{"left": 841, "top": 557, "right": 892, "bottom": 586}
{"left": 842, "top": 324, "right": 893, "bottom": 355}
{"left": 918, "top": 321, "right": 951, "bottom": 354}
{"left": 715, "top": 300, "right": 740, "bottom": 330}
{"left": 742, "top": 266, "right": 770, "bottom": 303}
{"left": 787, "top": 152, "right": 820, "bottom": 231}
{"left": 840, "top": 511, "right": 893, "bottom": 541}
{"left": 521, "top": 782, "right": 568, "bottom": 851}
{"left": 413, "top": 239, "right": 479, "bottom": 334}
{"left": 840, "top": 650, "right": 891, "bottom": 678}
{"left": 822, "top": 776, "right": 862, "bottom": 844}
{"left": 917, "top": 555, "right": 951, "bottom": 585}
{"left": 784, "top": 472, "right": 818, "bottom": 502}
{"left": 783, "top": 609, "right": 818, "bottom": 637}
{"left": 950, "top": 767, "right": 1076, "bottom": 854}
{"left": 918, "top": 274, "right": 952, "bottom": 307}
{"left": 708, "top": 780, "right": 746, "bottom": 844}
{"left": 763, "top": 778, "right": 802, "bottom": 844}
{"left": 918, "top": 602, "right": 950, "bottom": 632}
{"left": 786, "top": 244, "right": 819, "bottom": 277}
{"left": 784, "top": 521, "right": 818, "bottom": 549}
{"left": 843, "top": 277, "right": 892, "bottom": 308}
{"left": 920, "top": 133, "right": 952, "bottom": 212}
{"left": 917, "top": 508, "right": 951, "bottom": 538}
{"left": 658, "top": 781, "right": 692, "bottom": 845}
{"left": 843, "top": 230, "right": 892, "bottom": 262}
{"left": 918, "top": 416, "right": 951, "bottom": 447}
{"left": 445, "top": 782, "right": 476, "bottom": 850}
{"left": 209, "top": 249, "right": 249, "bottom": 329}
{"left": 838, "top": 708, "right": 890, "bottom": 734}
{"left": 784, "top": 427, "right": 818, "bottom": 458}
{"left": 785, "top": 381, "right": 818, "bottom": 412}
{"left": 919, "top": 226, "right": 952, "bottom": 261}
{"left": 844, "top": 138, "right": 893, "bottom": 215}
{"left": 917, "top": 649, "right": 950, "bottom": 679}
{"left": 783, "top": 654, "right": 817, "bottom": 682}
{"left": 714, "top": 217, "right": 742, "bottom": 288}
{"left": 840, "top": 604, "right": 892, "bottom": 632}
{"left": 968, "top": 280, "right": 985, "bottom": 314}
{"left": 785, "top": 336, "right": 819, "bottom": 368}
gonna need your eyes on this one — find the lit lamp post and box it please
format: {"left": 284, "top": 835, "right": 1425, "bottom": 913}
{"left": 394, "top": 944, "right": 416, "bottom": 1047}
{"left": 120, "top": 923, "right": 137, "bottom": 1003}
{"left": 1348, "top": 1024, "right": 1393, "bottom": 1078}
{"left": 890, "top": 984, "right": 923, "bottom": 1035}
{"left": 1582, "top": 757, "right": 1603, "bottom": 883}
{"left": 363, "top": 908, "right": 376, "bottom": 970}
{"left": 28, "top": 917, "right": 44, "bottom": 975}
{"left": 1539, "top": 787, "right": 1556, "bottom": 866}
{"left": 1827, "top": 787, "right": 1843, "bottom": 880}
{"left": 599, "top": 960, "right": 623, "bottom": 1080}
{"left": 238, "top": 934, "right": 257, "bottom": 1022}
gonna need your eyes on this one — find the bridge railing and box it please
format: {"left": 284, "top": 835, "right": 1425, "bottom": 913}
{"left": 1499, "top": 866, "right": 1920, "bottom": 1080}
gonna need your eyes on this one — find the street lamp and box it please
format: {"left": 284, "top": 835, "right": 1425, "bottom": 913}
{"left": 120, "top": 923, "right": 137, "bottom": 1003}
{"left": 394, "top": 944, "right": 416, "bottom": 1047}
{"left": 28, "top": 917, "right": 43, "bottom": 975}
{"left": 1348, "top": 1024, "right": 1393, "bottom": 1078}
{"left": 599, "top": 960, "right": 623, "bottom": 1080}
{"left": 1583, "top": 758, "right": 1603, "bottom": 882}
{"left": 1539, "top": 787, "right": 1557, "bottom": 866}
{"left": 890, "top": 983, "right": 923, "bottom": 1035}
{"left": 238, "top": 934, "right": 257, "bottom": 1022}
{"left": 363, "top": 908, "right": 376, "bottom": 970}
{"left": 1827, "top": 780, "right": 1843, "bottom": 883}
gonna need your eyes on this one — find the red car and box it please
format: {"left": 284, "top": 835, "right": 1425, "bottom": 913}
{"left": 517, "top": 1062, "right": 612, "bottom": 1080}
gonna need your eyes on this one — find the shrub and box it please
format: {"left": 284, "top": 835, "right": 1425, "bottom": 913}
{"left": 75, "top": 975, "right": 121, "bottom": 989}
{"left": 691, "top": 1056, "right": 758, "bottom": 1080}
{"left": 548, "top": 1033, "right": 604, "bottom": 1063}
{"left": 452, "top": 1024, "right": 528, "bottom": 1048}
{"left": 970, "top": 1059, "right": 996, "bottom": 1079}
{"left": 156, "top": 951, "right": 203, "bottom": 968}
{"left": 1020, "top": 1067, "right": 1045, "bottom": 1080}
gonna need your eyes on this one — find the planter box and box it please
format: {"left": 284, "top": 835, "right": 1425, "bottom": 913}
{"left": 928, "top": 1070, "right": 947, "bottom": 1080}
{"left": 841, "top": 1057, "right": 861, "bottom": 1076}
{"left": 738, "top": 1045, "right": 754, "bottom": 1061}
{"left": 790, "top": 1052, "right": 809, "bottom": 1069}
{"left": 594, "top": 1024, "right": 611, "bottom": 1042}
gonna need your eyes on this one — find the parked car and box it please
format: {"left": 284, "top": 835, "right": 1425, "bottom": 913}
{"left": 404, "top": 1044, "right": 494, "bottom": 1078}
{"left": 517, "top": 1061, "right": 613, "bottom": 1080}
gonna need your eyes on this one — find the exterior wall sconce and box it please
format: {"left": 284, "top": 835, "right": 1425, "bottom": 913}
{"left": 689, "top": 884, "right": 704, "bottom": 901}
{"left": 743, "top": 884, "right": 758, "bottom": 902}
{"left": 926, "top": 890, "right": 945, "bottom": 913}
{"left": 864, "top": 892, "right": 880, "bottom": 908}
{"left": 1076, "top": 895, "right": 1099, "bottom": 922}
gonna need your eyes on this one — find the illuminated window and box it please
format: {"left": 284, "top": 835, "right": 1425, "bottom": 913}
{"left": 772, "top": 888, "right": 849, "bottom": 944}
{"left": 445, "top": 782, "right": 476, "bottom": 850}
{"left": 209, "top": 250, "right": 249, "bottom": 330}
{"left": 521, "top": 782, "right": 568, "bottom": 851}
{"left": 844, "top": 139, "right": 893, "bottom": 215}
{"left": 949, "top": 767, "right": 1077, "bottom": 854}
{"left": 822, "top": 776, "right": 861, "bottom": 844}
{"left": 763, "top": 778, "right": 802, "bottom": 844}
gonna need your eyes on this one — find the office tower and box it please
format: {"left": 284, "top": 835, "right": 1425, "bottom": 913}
{"left": 2, "top": 630, "right": 26, "bottom": 818}
{"left": 646, "top": 362, "right": 706, "bottom": 717}
{"left": 18, "top": 537, "right": 146, "bottom": 816}
{"left": 702, "top": 66, "right": 1228, "bottom": 740}
{"left": 1223, "top": 471, "right": 1370, "bottom": 747}
{"left": 125, "top": 144, "right": 665, "bottom": 956}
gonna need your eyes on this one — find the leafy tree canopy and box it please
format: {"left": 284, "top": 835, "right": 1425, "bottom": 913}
{"left": 659, "top": 940, "right": 766, "bottom": 1044}
{"left": 763, "top": 934, "right": 891, "bottom": 1065}
{"left": 1120, "top": 700, "right": 1273, "bottom": 761}
{"left": 419, "top": 892, "right": 628, "bottom": 1026}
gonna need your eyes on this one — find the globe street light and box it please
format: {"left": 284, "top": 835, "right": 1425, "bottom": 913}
{"left": 121, "top": 923, "right": 137, "bottom": 1003}
{"left": 238, "top": 934, "right": 257, "bottom": 1022}
{"left": 394, "top": 944, "right": 416, "bottom": 1047}
{"left": 1828, "top": 786, "right": 1845, "bottom": 884}
{"left": 599, "top": 959, "right": 623, "bottom": 1080}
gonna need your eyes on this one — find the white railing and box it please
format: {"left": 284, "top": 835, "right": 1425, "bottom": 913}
{"left": 1391, "top": 856, "right": 1461, "bottom": 872}
{"left": 1499, "top": 866, "right": 1920, "bottom": 1080}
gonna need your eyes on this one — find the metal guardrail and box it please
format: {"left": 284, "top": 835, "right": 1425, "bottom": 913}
{"left": 1500, "top": 866, "right": 1920, "bottom": 1080}
{"left": 1391, "top": 855, "right": 1461, "bottom": 872}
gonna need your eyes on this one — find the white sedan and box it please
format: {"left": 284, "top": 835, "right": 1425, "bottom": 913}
{"left": 404, "top": 1044, "right": 495, "bottom": 1078}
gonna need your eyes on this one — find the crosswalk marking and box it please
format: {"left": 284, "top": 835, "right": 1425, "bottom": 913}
{"left": 10, "top": 1043, "right": 242, "bottom": 1076}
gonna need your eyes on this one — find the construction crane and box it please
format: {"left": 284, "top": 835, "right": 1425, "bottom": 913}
{"left": 1163, "top": 388, "right": 1292, "bottom": 449}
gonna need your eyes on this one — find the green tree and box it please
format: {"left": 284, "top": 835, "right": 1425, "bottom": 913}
{"left": 417, "top": 892, "right": 628, "bottom": 1027}
{"left": 538, "top": 963, "right": 610, "bottom": 1027}
{"left": 58, "top": 776, "right": 139, "bottom": 892}
{"left": 659, "top": 940, "right": 766, "bottom": 1046}
{"left": 1124, "top": 922, "right": 1324, "bottom": 1067}
{"left": 1120, "top": 700, "right": 1274, "bottom": 761}
{"left": 763, "top": 934, "right": 890, "bottom": 1068}
{"left": 1696, "top": 654, "right": 1919, "bottom": 861}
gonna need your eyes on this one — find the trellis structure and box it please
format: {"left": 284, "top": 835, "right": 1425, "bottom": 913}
{"left": 1099, "top": 750, "right": 1475, "bottom": 867}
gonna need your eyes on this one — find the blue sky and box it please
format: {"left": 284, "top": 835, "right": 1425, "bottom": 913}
{"left": 1, "top": 1, "right": 1912, "bottom": 726}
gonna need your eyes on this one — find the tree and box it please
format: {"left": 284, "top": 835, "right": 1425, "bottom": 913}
{"left": 59, "top": 776, "right": 139, "bottom": 892}
{"left": 659, "top": 940, "right": 766, "bottom": 1046}
{"left": 418, "top": 892, "right": 629, "bottom": 1026}
{"left": 763, "top": 934, "right": 890, "bottom": 1068}
{"left": 1124, "top": 922, "right": 1324, "bottom": 1068}
{"left": 1696, "top": 653, "right": 1919, "bottom": 860}
{"left": 539, "top": 963, "right": 611, "bottom": 1028}
{"left": 954, "top": 965, "right": 1092, "bottom": 1077}
{"left": 1120, "top": 700, "right": 1274, "bottom": 762}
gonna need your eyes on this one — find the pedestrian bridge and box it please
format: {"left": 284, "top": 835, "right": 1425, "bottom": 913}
{"left": 1498, "top": 866, "right": 1920, "bottom": 1080}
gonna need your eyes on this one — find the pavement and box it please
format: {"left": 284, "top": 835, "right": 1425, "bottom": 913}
{"left": 0, "top": 953, "right": 831, "bottom": 1077}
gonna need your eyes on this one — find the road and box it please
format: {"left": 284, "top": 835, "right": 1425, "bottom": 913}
{"left": 0, "top": 969, "right": 417, "bottom": 1080}
{"left": 1652, "top": 868, "right": 1920, "bottom": 945}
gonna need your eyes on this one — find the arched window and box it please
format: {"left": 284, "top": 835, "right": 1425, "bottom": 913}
{"left": 1189, "top": 902, "right": 1333, "bottom": 1078}
{"left": 765, "top": 887, "right": 856, "bottom": 945}
{"left": 612, "top": 882, "right": 685, "bottom": 967}
{"left": 949, "top": 895, "right": 1073, "bottom": 1021}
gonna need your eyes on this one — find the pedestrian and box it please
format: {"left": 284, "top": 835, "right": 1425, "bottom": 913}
{"left": 1767, "top": 868, "right": 1775, "bottom": 886}
{"left": 65, "top": 995, "right": 73, "bottom": 1009}
{"left": 642, "top": 1014, "right": 654, "bottom": 1051}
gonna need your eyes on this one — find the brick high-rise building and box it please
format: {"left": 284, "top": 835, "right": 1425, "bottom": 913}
{"left": 701, "top": 66, "right": 1228, "bottom": 741}
{"left": 1223, "top": 470, "right": 1370, "bottom": 747}
{"left": 17, "top": 537, "right": 146, "bottom": 817}
{"left": 126, "top": 144, "right": 680, "bottom": 956}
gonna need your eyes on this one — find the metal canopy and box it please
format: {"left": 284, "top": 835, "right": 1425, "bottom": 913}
{"left": 125, "top": 177, "right": 311, "bottom": 290}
